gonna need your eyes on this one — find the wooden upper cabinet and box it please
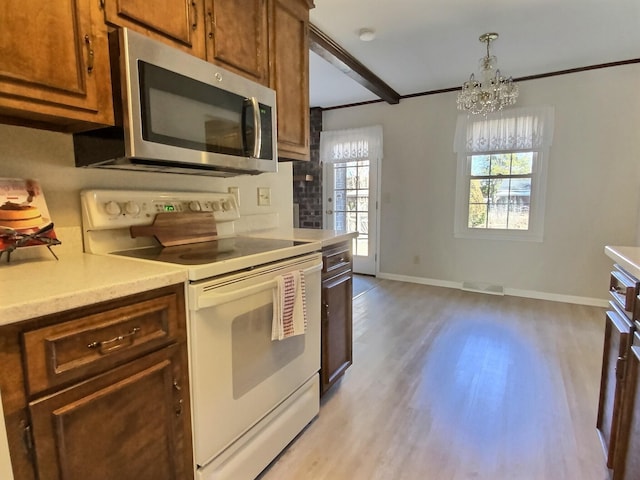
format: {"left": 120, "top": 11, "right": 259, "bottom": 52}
{"left": 0, "top": 0, "right": 114, "bottom": 131}
{"left": 103, "top": 0, "right": 207, "bottom": 59}
{"left": 270, "top": 0, "right": 312, "bottom": 161}
{"left": 205, "top": 0, "right": 269, "bottom": 85}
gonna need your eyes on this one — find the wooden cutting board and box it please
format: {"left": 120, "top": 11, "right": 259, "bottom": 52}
{"left": 129, "top": 212, "right": 218, "bottom": 247}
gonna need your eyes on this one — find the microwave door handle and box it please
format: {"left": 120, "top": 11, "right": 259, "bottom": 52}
{"left": 250, "top": 96, "right": 262, "bottom": 158}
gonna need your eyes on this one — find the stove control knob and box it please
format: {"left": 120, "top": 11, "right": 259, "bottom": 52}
{"left": 221, "top": 200, "right": 231, "bottom": 211}
{"left": 189, "top": 201, "right": 201, "bottom": 212}
{"left": 104, "top": 201, "right": 121, "bottom": 216}
{"left": 212, "top": 201, "right": 221, "bottom": 212}
{"left": 124, "top": 201, "right": 140, "bottom": 216}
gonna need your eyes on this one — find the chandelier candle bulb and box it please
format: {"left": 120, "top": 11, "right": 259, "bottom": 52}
{"left": 457, "top": 32, "right": 519, "bottom": 115}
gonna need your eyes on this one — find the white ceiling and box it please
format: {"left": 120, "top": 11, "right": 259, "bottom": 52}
{"left": 309, "top": 0, "right": 640, "bottom": 108}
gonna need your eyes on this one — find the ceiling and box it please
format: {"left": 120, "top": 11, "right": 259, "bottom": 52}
{"left": 308, "top": 0, "right": 640, "bottom": 109}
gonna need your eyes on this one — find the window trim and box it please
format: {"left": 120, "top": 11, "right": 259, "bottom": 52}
{"left": 454, "top": 147, "right": 549, "bottom": 242}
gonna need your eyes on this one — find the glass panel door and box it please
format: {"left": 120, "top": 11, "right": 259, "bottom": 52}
{"left": 324, "top": 158, "right": 378, "bottom": 275}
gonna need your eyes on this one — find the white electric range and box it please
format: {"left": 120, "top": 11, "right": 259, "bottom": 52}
{"left": 81, "top": 189, "right": 322, "bottom": 480}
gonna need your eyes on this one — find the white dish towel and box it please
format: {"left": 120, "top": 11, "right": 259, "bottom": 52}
{"left": 271, "top": 270, "right": 307, "bottom": 341}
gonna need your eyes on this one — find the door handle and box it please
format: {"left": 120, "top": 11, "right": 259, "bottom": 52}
{"left": 326, "top": 209, "right": 333, "bottom": 214}
{"left": 196, "top": 262, "right": 323, "bottom": 309}
{"left": 250, "top": 97, "right": 262, "bottom": 158}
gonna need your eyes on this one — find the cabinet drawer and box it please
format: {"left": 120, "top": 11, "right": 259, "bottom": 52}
{"left": 23, "top": 292, "right": 181, "bottom": 395}
{"left": 323, "top": 243, "right": 352, "bottom": 276}
{"left": 610, "top": 266, "right": 640, "bottom": 314}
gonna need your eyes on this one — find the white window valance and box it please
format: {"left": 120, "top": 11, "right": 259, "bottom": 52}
{"left": 320, "top": 125, "right": 383, "bottom": 163}
{"left": 453, "top": 106, "right": 555, "bottom": 154}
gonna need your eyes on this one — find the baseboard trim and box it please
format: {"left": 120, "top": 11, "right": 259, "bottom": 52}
{"left": 376, "top": 272, "right": 608, "bottom": 308}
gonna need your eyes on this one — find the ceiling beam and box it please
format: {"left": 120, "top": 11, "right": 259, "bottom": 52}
{"left": 309, "top": 24, "right": 401, "bottom": 105}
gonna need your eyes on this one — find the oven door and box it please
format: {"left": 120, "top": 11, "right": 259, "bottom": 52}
{"left": 188, "top": 253, "right": 322, "bottom": 467}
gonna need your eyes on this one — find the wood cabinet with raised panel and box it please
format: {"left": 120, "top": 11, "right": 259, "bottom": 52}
{"left": 0, "top": 0, "right": 313, "bottom": 147}
{"left": 321, "top": 241, "right": 353, "bottom": 395}
{"left": 0, "top": 284, "right": 193, "bottom": 480}
{"left": 613, "top": 337, "right": 640, "bottom": 480}
{"left": 0, "top": 0, "right": 114, "bottom": 131}
{"left": 102, "top": 0, "right": 207, "bottom": 59}
{"left": 597, "top": 307, "right": 634, "bottom": 468}
{"left": 597, "top": 261, "right": 640, "bottom": 479}
{"left": 269, "top": 0, "right": 313, "bottom": 161}
{"left": 204, "top": 0, "right": 269, "bottom": 85}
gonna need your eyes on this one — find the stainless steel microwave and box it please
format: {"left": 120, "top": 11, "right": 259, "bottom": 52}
{"left": 74, "top": 28, "right": 277, "bottom": 177}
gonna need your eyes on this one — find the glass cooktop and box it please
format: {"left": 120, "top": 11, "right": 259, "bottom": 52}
{"left": 112, "top": 236, "right": 310, "bottom": 266}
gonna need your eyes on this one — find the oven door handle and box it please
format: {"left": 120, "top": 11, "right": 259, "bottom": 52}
{"left": 196, "top": 262, "right": 322, "bottom": 309}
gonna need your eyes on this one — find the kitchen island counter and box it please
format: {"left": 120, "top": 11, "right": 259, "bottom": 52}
{"left": 605, "top": 246, "right": 640, "bottom": 280}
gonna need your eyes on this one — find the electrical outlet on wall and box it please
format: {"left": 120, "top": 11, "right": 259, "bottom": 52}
{"left": 257, "top": 187, "right": 271, "bottom": 206}
{"left": 228, "top": 186, "right": 239, "bottom": 205}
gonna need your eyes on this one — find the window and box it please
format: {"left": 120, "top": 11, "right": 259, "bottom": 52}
{"left": 453, "top": 106, "right": 554, "bottom": 241}
{"left": 467, "top": 152, "right": 534, "bottom": 230}
{"left": 331, "top": 159, "right": 370, "bottom": 256}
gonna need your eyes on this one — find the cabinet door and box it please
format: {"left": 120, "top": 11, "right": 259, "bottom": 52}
{"left": 29, "top": 344, "right": 193, "bottom": 480}
{"left": 269, "top": 0, "right": 311, "bottom": 161}
{"left": 0, "top": 0, "right": 114, "bottom": 130}
{"left": 614, "top": 345, "right": 640, "bottom": 480}
{"left": 205, "top": 0, "right": 269, "bottom": 85}
{"left": 597, "top": 309, "right": 633, "bottom": 467}
{"left": 103, "top": 0, "right": 206, "bottom": 59}
{"left": 321, "top": 269, "right": 353, "bottom": 395}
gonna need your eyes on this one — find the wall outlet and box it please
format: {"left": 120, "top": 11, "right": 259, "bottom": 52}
{"left": 257, "top": 187, "right": 271, "bottom": 206}
{"left": 228, "top": 186, "right": 239, "bottom": 205}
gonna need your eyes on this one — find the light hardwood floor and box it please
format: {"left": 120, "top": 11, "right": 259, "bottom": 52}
{"left": 259, "top": 279, "right": 610, "bottom": 480}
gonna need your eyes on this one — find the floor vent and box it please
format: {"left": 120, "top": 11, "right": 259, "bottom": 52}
{"left": 461, "top": 282, "right": 504, "bottom": 296}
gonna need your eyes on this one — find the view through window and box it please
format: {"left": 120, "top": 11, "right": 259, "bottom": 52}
{"left": 468, "top": 152, "right": 534, "bottom": 230}
{"left": 332, "top": 160, "right": 370, "bottom": 256}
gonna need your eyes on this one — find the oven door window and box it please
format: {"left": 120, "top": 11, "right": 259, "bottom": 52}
{"left": 138, "top": 61, "right": 273, "bottom": 160}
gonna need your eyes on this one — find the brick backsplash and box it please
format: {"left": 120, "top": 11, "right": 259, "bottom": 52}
{"left": 293, "top": 107, "right": 323, "bottom": 229}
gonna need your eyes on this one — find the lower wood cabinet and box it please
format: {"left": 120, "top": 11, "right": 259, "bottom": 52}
{"left": 597, "top": 308, "right": 633, "bottom": 468}
{"left": 598, "top": 262, "right": 640, "bottom": 479}
{"left": 321, "top": 241, "right": 353, "bottom": 396}
{"left": 0, "top": 284, "right": 193, "bottom": 480}
{"left": 613, "top": 341, "right": 640, "bottom": 480}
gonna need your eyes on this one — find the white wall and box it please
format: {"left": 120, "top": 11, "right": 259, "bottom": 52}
{"left": 0, "top": 124, "right": 293, "bottom": 239}
{"left": 324, "top": 64, "right": 640, "bottom": 302}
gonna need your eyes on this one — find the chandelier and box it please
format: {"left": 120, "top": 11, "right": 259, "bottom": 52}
{"left": 457, "top": 32, "right": 519, "bottom": 115}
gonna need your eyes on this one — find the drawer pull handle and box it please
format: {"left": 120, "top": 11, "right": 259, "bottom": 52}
{"left": 87, "top": 327, "right": 141, "bottom": 354}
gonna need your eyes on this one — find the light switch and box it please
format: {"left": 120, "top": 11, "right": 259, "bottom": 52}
{"left": 257, "top": 187, "right": 271, "bottom": 206}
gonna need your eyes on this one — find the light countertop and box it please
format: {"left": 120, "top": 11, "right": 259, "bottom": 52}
{"left": 0, "top": 253, "right": 187, "bottom": 326}
{"left": 248, "top": 228, "right": 357, "bottom": 248}
{"left": 605, "top": 246, "right": 640, "bottom": 279}
{"left": 0, "top": 228, "right": 354, "bottom": 327}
